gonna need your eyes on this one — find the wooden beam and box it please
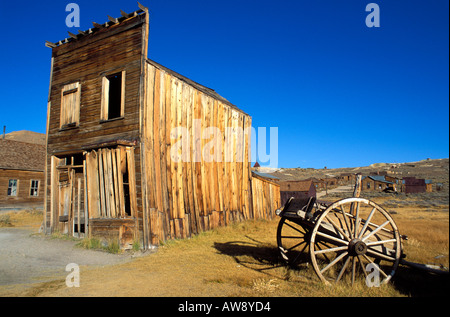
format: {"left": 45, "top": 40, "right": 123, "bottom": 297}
{"left": 68, "top": 31, "right": 78, "bottom": 39}
{"left": 137, "top": 2, "right": 148, "bottom": 11}
{"left": 92, "top": 22, "right": 104, "bottom": 29}
{"left": 45, "top": 41, "right": 57, "bottom": 48}
{"left": 108, "top": 15, "right": 119, "bottom": 23}
{"left": 353, "top": 174, "right": 362, "bottom": 198}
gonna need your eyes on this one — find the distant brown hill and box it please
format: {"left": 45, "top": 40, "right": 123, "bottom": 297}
{"left": 3, "top": 130, "right": 45, "bottom": 145}
{"left": 271, "top": 158, "right": 449, "bottom": 185}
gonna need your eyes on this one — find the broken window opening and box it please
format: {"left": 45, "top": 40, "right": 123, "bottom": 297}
{"left": 122, "top": 154, "right": 131, "bottom": 217}
{"left": 107, "top": 73, "right": 122, "bottom": 119}
{"left": 102, "top": 71, "right": 125, "bottom": 121}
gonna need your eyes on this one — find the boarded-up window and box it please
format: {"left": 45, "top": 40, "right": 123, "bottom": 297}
{"left": 30, "top": 180, "right": 39, "bottom": 196}
{"left": 85, "top": 147, "right": 136, "bottom": 219}
{"left": 7, "top": 179, "right": 18, "bottom": 196}
{"left": 60, "top": 82, "right": 81, "bottom": 128}
{"left": 101, "top": 71, "right": 125, "bottom": 121}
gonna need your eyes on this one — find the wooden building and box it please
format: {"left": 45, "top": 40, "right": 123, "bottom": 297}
{"left": 279, "top": 179, "right": 316, "bottom": 205}
{"left": 361, "top": 175, "right": 396, "bottom": 192}
{"left": 0, "top": 137, "right": 45, "bottom": 208}
{"left": 403, "top": 177, "right": 432, "bottom": 193}
{"left": 43, "top": 5, "right": 280, "bottom": 248}
{"left": 337, "top": 173, "right": 356, "bottom": 184}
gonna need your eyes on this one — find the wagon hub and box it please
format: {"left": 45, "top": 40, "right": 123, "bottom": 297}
{"left": 348, "top": 239, "right": 367, "bottom": 256}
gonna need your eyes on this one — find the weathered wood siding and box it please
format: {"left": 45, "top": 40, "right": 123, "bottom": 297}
{"left": 45, "top": 13, "right": 149, "bottom": 234}
{"left": 142, "top": 62, "right": 262, "bottom": 245}
{"left": 251, "top": 173, "right": 281, "bottom": 220}
{"left": 0, "top": 169, "right": 44, "bottom": 205}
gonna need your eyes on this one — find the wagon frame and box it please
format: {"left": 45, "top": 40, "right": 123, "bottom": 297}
{"left": 275, "top": 175, "right": 447, "bottom": 285}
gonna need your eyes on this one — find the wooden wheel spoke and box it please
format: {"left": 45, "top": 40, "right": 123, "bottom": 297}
{"left": 357, "top": 207, "right": 376, "bottom": 239}
{"left": 351, "top": 257, "right": 357, "bottom": 285}
{"left": 362, "top": 220, "right": 390, "bottom": 242}
{"left": 365, "top": 238, "right": 397, "bottom": 247}
{"left": 316, "top": 231, "right": 349, "bottom": 246}
{"left": 315, "top": 242, "right": 331, "bottom": 262}
{"left": 314, "top": 245, "right": 348, "bottom": 255}
{"left": 280, "top": 235, "right": 305, "bottom": 240}
{"left": 324, "top": 214, "right": 351, "bottom": 242}
{"left": 320, "top": 251, "right": 348, "bottom": 274}
{"left": 353, "top": 202, "right": 360, "bottom": 237}
{"left": 362, "top": 254, "right": 389, "bottom": 278}
{"left": 286, "top": 240, "right": 306, "bottom": 252}
{"left": 284, "top": 221, "right": 306, "bottom": 235}
{"left": 356, "top": 255, "right": 368, "bottom": 278}
{"left": 340, "top": 205, "right": 354, "bottom": 240}
{"left": 290, "top": 243, "right": 309, "bottom": 264}
{"left": 336, "top": 255, "right": 351, "bottom": 283}
{"left": 365, "top": 248, "right": 397, "bottom": 262}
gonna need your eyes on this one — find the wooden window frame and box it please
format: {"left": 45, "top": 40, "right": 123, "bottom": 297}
{"left": 30, "top": 179, "right": 40, "bottom": 197}
{"left": 60, "top": 82, "right": 81, "bottom": 129}
{"left": 101, "top": 71, "right": 126, "bottom": 122}
{"left": 7, "top": 179, "right": 18, "bottom": 196}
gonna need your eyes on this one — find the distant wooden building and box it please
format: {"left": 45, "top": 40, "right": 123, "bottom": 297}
{"left": 0, "top": 138, "right": 45, "bottom": 208}
{"left": 43, "top": 5, "right": 280, "bottom": 248}
{"left": 279, "top": 179, "right": 316, "bottom": 205}
{"left": 361, "top": 175, "right": 396, "bottom": 192}
{"left": 403, "top": 177, "right": 432, "bottom": 193}
{"left": 337, "top": 173, "right": 356, "bottom": 184}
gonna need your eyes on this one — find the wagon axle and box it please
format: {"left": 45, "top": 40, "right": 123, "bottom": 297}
{"left": 348, "top": 239, "right": 367, "bottom": 256}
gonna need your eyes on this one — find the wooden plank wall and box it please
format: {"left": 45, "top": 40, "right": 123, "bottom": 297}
{"left": 251, "top": 174, "right": 281, "bottom": 220}
{"left": 0, "top": 169, "right": 45, "bottom": 205}
{"left": 143, "top": 63, "right": 254, "bottom": 244}
{"left": 142, "top": 62, "right": 280, "bottom": 245}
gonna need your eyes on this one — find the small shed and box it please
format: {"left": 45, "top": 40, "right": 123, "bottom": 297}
{"left": 403, "top": 177, "right": 431, "bottom": 193}
{"left": 279, "top": 179, "right": 316, "bottom": 205}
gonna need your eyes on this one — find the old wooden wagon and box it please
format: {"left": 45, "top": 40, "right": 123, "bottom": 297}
{"left": 43, "top": 4, "right": 280, "bottom": 249}
{"left": 276, "top": 176, "right": 448, "bottom": 285}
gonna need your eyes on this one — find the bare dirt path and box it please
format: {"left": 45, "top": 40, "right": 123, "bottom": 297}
{"left": 316, "top": 184, "right": 354, "bottom": 198}
{"left": 0, "top": 226, "right": 133, "bottom": 295}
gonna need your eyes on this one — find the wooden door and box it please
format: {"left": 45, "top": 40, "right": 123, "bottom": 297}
{"left": 57, "top": 168, "right": 86, "bottom": 237}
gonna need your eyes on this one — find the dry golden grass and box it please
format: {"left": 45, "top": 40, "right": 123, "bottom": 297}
{"left": 4, "top": 198, "right": 449, "bottom": 297}
{"left": 0, "top": 209, "right": 43, "bottom": 229}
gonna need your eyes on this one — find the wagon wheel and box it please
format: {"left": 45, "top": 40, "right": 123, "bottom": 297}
{"left": 277, "top": 217, "right": 311, "bottom": 268}
{"left": 309, "top": 197, "right": 402, "bottom": 286}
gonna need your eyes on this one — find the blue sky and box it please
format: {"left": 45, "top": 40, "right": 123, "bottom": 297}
{"left": 0, "top": 0, "right": 448, "bottom": 168}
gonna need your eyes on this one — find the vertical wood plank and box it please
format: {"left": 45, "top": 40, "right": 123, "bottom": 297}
{"left": 77, "top": 177, "right": 81, "bottom": 238}
{"left": 153, "top": 68, "right": 163, "bottom": 212}
{"left": 98, "top": 149, "right": 106, "bottom": 218}
{"left": 106, "top": 149, "right": 116, "bottom": 218}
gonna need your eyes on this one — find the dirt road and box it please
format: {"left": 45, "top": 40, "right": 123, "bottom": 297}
{"left": 316, "top": 184, "right": 354, "bottom": 198}
{"left": 0, "top": 226, "right": 132, "bottom": 295}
